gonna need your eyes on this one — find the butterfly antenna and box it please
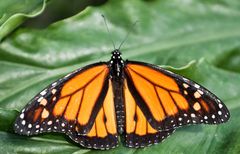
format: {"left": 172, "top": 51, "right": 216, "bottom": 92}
{"left": 101, "top": 15, "right": 116, "bottom": 49}
{"left": 118, "top": 20, "right": 139, "bottom": 50}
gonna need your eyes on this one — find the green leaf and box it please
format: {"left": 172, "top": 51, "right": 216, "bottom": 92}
{"left": 0, "top": 131, "right": 82, "bottom": 154}
{"left": 0, "top": 108, "right": 18, "bottom": 132}
{"left": 1, "top": 0, "right": 240, "bottom": 153}
{"left": 0, "top": 0, "right": 47, "bottom": 41}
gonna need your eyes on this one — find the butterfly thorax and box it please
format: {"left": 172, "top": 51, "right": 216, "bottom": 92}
{"left": 109, "top": 49, "right": 124, "bottom": 78}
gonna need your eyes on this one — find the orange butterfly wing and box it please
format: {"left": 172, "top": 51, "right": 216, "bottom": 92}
{"left": 124, "top": 61, "right": 230, "bottom": 131}
{"left": 124, "top": 79, "right": 175, "bottom": 147}
{"left": 14, "top": 63, "right": 118, "bottom": 149}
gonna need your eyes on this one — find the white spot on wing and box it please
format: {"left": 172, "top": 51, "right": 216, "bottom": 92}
{"left": 64, "top": 74, "right": 71, "bottom": 78}
{"left": 193, "top": 102, "right": 201, "bottom": 111}
{"left": 51, "top": 89, "right": 57, "bottom": 94}
{"left": 40, "top": 98, "right": 48, "bottom": 106}
{"left": 20, "top": 113, "right": 24, "bottom": 119}
{"left": 198, "top": 90, "right": 204, "bottom": 95}
{"left": 183, "top": 83, "right": 189, "bottom": 88}
{"left": 191, "top": 113, "right": 196, "bottom": 118}
{"left": 219, "top": 104, "right": 223, "bottom": 109}
{"left": 22, "top": 120, "right": 26, "bottom": 125}
{"left": 40, "top": 90, "right": 47, "bottom": 96}
{"left": 52, "top": 97, "right": 56, "bottom": 101}
{"left": 218, "top": 111, "right": 222, "bottom": 115}
{"left": 194, "top": 84, "right": 200, "bottom": 89}
{"left": 41, "top": 109, "right": 49, "bottom": 118}
{"left": 48, "top": 121, "right": 53, "bottom": 125}
{"left": 52, "top": 82, "right": 57, "bottom": 86}
{"left": 194, "top": 92, "right": 201, "bottom": 99}
{"left": 37, "top": 97, "right": 43, "bottom": 102}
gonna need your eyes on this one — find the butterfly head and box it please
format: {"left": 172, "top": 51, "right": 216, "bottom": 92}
{"left": 111, "top": 49, "right": 122, "bottom": 59}
{"left": 110, "top": 49, "right": 124, "bottom": 64}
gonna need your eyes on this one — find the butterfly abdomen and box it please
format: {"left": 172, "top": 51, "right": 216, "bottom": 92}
{"left": 112, "top": 78, "right": 125, "bottom": 134}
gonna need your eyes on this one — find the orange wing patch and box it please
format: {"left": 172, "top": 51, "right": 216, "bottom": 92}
{"left": 52, "top": 65, "right": 109, "bottom": 127}
{"left": 124, "top": 80, "right": 157, "bottom": 135}
{"left": 84, "top": 80, "right": 117, "bottom": 138}
{"left": 156, "top": 87, "right": 178, "bottom": 116}
{"left": 53, "top": 96, "right": 70, "bottom": 116}
{"left": 127, "top": 64, "right": 179, "bottom": 91}
{"left": 33, "top": 107, "right": 43, "bottom": 122}
{"left": 126, "top": 70, "right": 165, "bottom": 122}
{"left": 103, "top": 81, "right": 117, "bottom": 134}
{"left": 200, "top": 99, "right": 209, "bottom": 112}
{"left": 170, "top": 92, "right": 189, "bottom": 110}
{"left": 64, "top": 90, "right": 83, "bottom": 120}
{"left": 124, "top": 79, "right": 176, "bottom": 147}
{"left": 77, "top": 68, "right": 108, "bottom": 125}
{"left": 61, "top": 65, "right": 107, "bottom": 96}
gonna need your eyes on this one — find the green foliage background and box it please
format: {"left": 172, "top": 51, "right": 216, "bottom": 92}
{"left": 0, "top": 0, "right": 240, "bottom": 153}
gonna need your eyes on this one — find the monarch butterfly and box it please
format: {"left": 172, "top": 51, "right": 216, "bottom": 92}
{"left": 14, "top": 18, "right": 230, "bottom": 150}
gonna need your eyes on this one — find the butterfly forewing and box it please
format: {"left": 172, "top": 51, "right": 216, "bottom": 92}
{"left": 14, "top": 62, "right": 118, "bottom": 149}
{"left": 124, "top": 61, "right": 230, "bottom": 131}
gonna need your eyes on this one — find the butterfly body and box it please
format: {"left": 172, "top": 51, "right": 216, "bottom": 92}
{"left": 109, "top": 50, "right": 126, "bottom": 134}
{"left": 14, "top": 49, "right": 230, "bottom": 150}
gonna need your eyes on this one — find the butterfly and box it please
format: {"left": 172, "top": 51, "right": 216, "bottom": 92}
{"left": 13, "top": 48, "right": 230, "bottom": 150}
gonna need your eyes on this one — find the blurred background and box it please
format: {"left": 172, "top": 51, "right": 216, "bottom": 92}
{"left": 0, "top": 0, "right": 240, "bottom": 153}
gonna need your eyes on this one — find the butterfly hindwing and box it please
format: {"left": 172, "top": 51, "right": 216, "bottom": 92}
{"left": 14, "top": 62, "right": 118, "bottom": 149}
{"left": 123, "top": 79, "right": 175, "bottom": 148}
{"left": 124, "top": 61, "right": 230, "bottom": 131}
{"left": 68, "top": 80, "right": 118, "bottom": 149}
